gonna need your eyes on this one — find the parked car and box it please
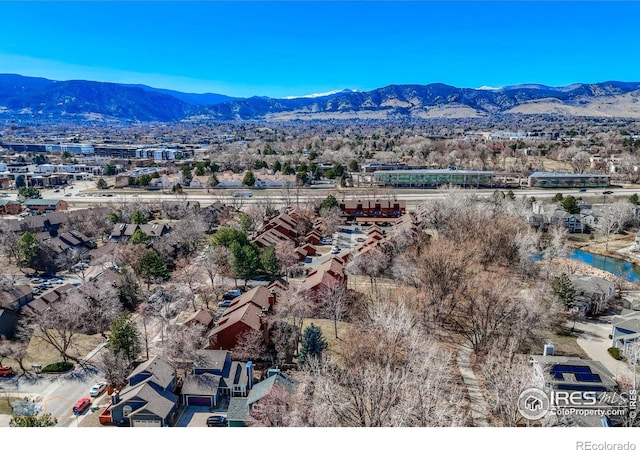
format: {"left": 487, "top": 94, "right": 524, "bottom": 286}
{"left": 578, "top": 188, "right": 587, "bottom": 192}
{"left": 206, "top": 415, "right": 228, "bottom": 427}
{"left": 72, "top": 398, "right": 91, "bottom": 414}
{"left": 218, "top": 300, "right": 233, "bottom": 308}
{"left": 356, "top": 237, "right": 366, "bottom": 242}
{"left": 330, "top": 246, "right": 341, "bottom": 254}
{"left": 319, "top": 237, "right": 333, "bottom": 245}
{"left": 222, "top": 289, "right": 242, "bottom": 300}
{"left": 603, "top": 190, "right": 614, "bottom": 195}
{"left": 0, "top": 365, "right": 13, "bottom": 377}
{"left": 89, "top": 382, "right": 107, "bottom": 397}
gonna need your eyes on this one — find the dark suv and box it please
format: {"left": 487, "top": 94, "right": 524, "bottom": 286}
{"left": 206, "top": 415, "right": 228, "bottom": 427}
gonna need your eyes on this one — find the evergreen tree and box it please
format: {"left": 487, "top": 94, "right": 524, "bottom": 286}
{"left": 298, "top": 323, "right": 328, "bottom": 365}
{"left": 104, "top": 162, "right": 117, "bottom": 176}
{"left": 630, "top": 193, "right": 639, "bottom": 205}
{"left": 561, "top": 195, "right": 581, "bottom": 214}
{"left": 18, "top": 186, "right": 41, "bottom": 199}
{"left": 321, "top": 195, "right": 339, "bottom": 211}
{"left": 96, "top": 178, "right": 108, "bottom": 189}
{"left": 230, "top": 242, "right": 261, "bottom": 286}
{"left": 243, "top": 171, "right": 256, "bottom": 187}
{"left": 135, "top": 250, "right": 170, "bottom": 288}
{"left": 260, "top": 246, "right": 280, "bottom": 280}
{"left": 18, "top": 231, "right": 39, "bottom": 268}
{"left": 131, "top": 210, "right": 148, "bottom": 224}
{"left": 108, "top": 313, "right": 141, "bottom": 364}
{"left": 552, "top": 272, "right": 576, "bottom": 310}
{"left": 130, "top": 229, "right": 149, "bottom": 245}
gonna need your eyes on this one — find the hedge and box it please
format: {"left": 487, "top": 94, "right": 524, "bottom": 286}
{"left": 41, "top": 362, "right": 74, "bottom": 373}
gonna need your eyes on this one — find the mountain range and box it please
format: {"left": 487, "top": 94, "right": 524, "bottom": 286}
{"left": 1, "top": 74, "right": 640, "bottom": 122}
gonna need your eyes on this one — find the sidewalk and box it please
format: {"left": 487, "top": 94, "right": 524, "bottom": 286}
{"left": 457, "top": 344, "right": 489, "bottom": 427}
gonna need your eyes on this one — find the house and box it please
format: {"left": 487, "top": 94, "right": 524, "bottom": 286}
{"left": 226, "top": 286, "right": 275, "bottom": 312}
{"left": 108, "top": 356, "right": 179, "bottom": 427}
{"left": 0, "top": 285, "right": 34, "bottom": 338}
{"left": 0, "top": 200, "right": 22, "bottom": 215}
{"left": 611, "top": 312, "right": 640, "bottom": 357}
{"left": 139, "top": 223, "right": 170, "bottom": 238}
{"left": 530, "top": 355, "right": 623, "bottom": 427}
{"left": 298, "top": 257, "right": 346, "bottom": 296}
{"left": 226, "top": 371, "right": 293, "bottom": 427}
{"left": 109, "top": 223, "right": 169, "bottom": 241}
{"left": 47, "top": 230, "right": 96, "bottom": 254}
{"left": 569, "top": 275, "right": 616, "bottom": 315}
{"left": 207, "top": 302, "right": 267, "bottom": 351}
{"left": 23, "top": 199, "right": 68, "bottom": 213}
{"left": 550, "top": 210, "right": 585, "bottom": 233}
{"left": 182, "top": 309, "right": 214, "bottom": 331}
{"left": 182, "top": 350, "right": 254, "bottom": 407}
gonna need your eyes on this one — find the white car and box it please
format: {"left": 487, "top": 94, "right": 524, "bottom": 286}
{"left": 330, "top": 246, "right": 341, "bottom": 254}
{"left": 89, "top": 381, "right": 108, "bottom": 397}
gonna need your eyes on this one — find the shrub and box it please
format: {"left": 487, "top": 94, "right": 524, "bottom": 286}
{"left": 41, "top": 361, "right": 74, "bottom": 373}
{"left": 607, "top": 347, "right": 623, "bottom": 360}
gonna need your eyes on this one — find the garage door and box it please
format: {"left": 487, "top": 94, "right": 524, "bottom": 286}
{"left": 132, "top": 419, "right": 161, "bottom": 427}
{"left": 187, "top": 396, "right": 212, "bottom": 407}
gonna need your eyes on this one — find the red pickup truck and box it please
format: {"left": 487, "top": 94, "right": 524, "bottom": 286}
{"left": 0, "top": 365, "right": 13, "bottom": 377}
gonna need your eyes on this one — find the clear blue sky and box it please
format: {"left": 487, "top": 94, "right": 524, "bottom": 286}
{"left": 0, "top": 1, "right": 638, "bottom": 98}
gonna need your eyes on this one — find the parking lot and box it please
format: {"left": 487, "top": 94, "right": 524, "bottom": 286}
{"left": 301, "top": 224, "right": 367, "bottom": 272}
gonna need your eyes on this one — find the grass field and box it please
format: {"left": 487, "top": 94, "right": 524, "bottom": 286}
{"left": 0, "top": 396, "right": 23, "bottom": 415}
{"left": 3, "top": 330, "right": 105, "bottom": 373}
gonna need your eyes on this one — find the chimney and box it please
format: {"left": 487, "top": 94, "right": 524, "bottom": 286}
{"left": 111, "top": 390, "right": 120, "bottom": 405}
{"left": 246, "top": 361, "right": 254, "bottom": 390}
{"left": 269, "top": 290, "right": 276, "bottom": 306}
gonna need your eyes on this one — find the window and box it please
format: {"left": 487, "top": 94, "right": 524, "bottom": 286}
{"left": 123, "top": 405, "right": 133, "bottom": 417}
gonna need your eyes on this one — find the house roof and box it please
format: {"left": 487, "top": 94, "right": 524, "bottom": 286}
{"left": 208, "top": 303, "right": 264, "bottom": 343}
{"left": 139, "top": 223, "right": 169, "bottom": 237}
{"left": 194, "top": 349, "right": 229, "bottom": 371}
{"left": 569, "top": 275, "right": 615, "bottom": 297}
{"left": 530, "top": 355, "right": 618, "bottom": 390}
{"left": 24, "top": 199, "right": 64, "bottom": 207}
{"left": 181, "top": 373, "right": 220, "bottom": 397}
{"left": 226, "top": 397, "right": 250, "bottom": 422}
{"left": 128, "top": 356, "right": 176, "bottom": 391}
{"left": 613, "top": 317, "right": 640, "bottom": 334}
{"left": 183, "top": 309, "right": 214, "bottom": 329}
{"left": 0, "top": 285, "right": 32, "bottom": 308}
{"left": 25, "top": 298, "right": 49, "bottom": 314}
{"left": 246, "top": 372, "right": 293, "bottom": 407}
{"left": 112, "top": 382, "right": 178, "bottom": 420}
{"left": 225, "top": 286, "right": 271, "bottom": 314}
{"left": 220, "top": 361, "right": 250, "bottom": 389}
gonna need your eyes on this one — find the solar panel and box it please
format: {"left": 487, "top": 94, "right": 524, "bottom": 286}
{"left": 575, "top": 373, "right": 602, "bottom": 383}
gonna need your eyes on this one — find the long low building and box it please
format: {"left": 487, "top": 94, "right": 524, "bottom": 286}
{"left": 373, "top": 168, "right": 494, "bottom": 188}
{"left": 528, "top": 172, "right": 610, "bottom": 188}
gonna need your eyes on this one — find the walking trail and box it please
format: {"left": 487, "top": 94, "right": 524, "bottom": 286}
{"left": 457, "top": 344, "right": 490, "bottom": 427}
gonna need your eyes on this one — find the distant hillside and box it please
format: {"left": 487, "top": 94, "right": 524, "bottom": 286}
{"left": 1, "top": 74, "right": 640, "bottom": 122}
{"left": 121, "top": 83, "right": 238, "bottom": 105}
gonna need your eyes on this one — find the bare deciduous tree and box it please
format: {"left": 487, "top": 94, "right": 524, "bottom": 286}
{"left": 231, "top": 328, "right": 267, "bottom": 361}
{"left": 20, "top": 298, "right": 82, "bottom": 363}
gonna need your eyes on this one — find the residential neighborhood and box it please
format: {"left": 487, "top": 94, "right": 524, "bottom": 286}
{"left": 1, "top": 118, "right": 640, "bottom": 431}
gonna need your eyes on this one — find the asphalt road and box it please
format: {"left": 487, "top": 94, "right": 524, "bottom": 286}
{"left": 0, "top": 352, "right": 107, "bottom": 427}
{"left": 5, "top": 185, "right": 639, "bottom": 212}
